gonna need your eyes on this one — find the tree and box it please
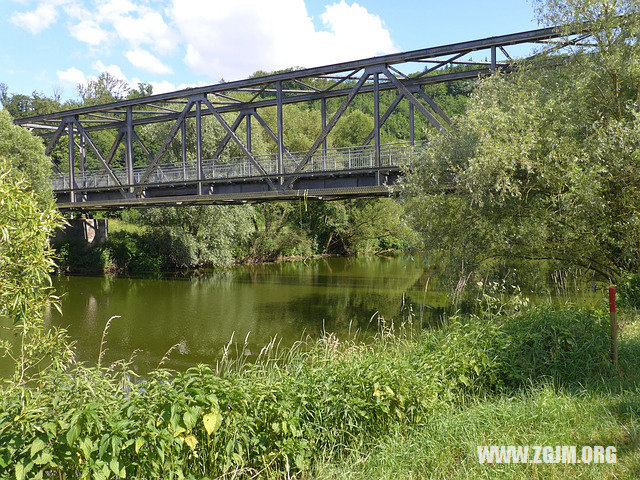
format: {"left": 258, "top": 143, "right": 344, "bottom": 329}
{"left": 402, "top": 0, "right": 640, "bottom": 281}
{"left": 332, "top": 110, "right": 374, "bottom": 148}
{"left": 79, "top": 72, "right": 130, "bottom": 105}
{"left": 137, "top": 205, "right": 255, "bottom": 268}
{"left": 0, "top": 84, "right": 67, "bottom": 119}
{"left": 0, "top": 156, "right": 70, "bottom": 382}
{"left": 0, "top": 109, "right": 53, "bottom": 204}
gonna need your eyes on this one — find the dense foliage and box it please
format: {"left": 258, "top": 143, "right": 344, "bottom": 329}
{"left": 402, "top": 1, "right": 640, "bottom": 282}
{"left": 0, "top": 110, "right": 52, "bottom": 205}
{"left": 0, "top": 305, "right": 611, "bottom": 479}
{"left": 0, "top": 157, "right": 71, "bottom": 384}
{"left": 53, "top": 198, "right": 416, "bottom": 274}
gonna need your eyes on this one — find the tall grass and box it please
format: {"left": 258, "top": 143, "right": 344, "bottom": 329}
{"left": 0, "top": 305, "right": 612, "bottom": 479}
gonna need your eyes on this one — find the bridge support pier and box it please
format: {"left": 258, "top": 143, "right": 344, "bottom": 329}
{"left": 53, "top": 218, "right": 108, "bottom": 247}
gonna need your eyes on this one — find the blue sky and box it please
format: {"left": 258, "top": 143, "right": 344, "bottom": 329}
{"left": 0, "top": 0, "right": 541, "bottom": 101}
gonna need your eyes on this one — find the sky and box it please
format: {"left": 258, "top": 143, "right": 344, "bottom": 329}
{"left": 0, "top": 0, "right": 542, "bottom": 101}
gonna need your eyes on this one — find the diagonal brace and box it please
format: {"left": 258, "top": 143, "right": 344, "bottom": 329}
{"left": 250, "top": 110, "right": 299, "bottom": 168}
{"left": 45, "top": 122, "right": 66, "bottom": 156}
{"left": 137, "top": 100, "right": 195, "bottom": 190}
{"left": 45, "top": 122, "right": 66, "bottom": 176}
{"left": 213, "top": 112, "right": 246, "bottom": 159}
{"left": 200, "top": 97, "right": 276, "bottom": 190}
{"left": 361, "top": 92, "right": 404, "bottom": 147}
{"left": 382, "top": 67, "right": 447, "bottom": 133}
{"left": 74, "top": 121, "right": 126, "bottom": 192}
{"left": 106, "top": 130, "right": 124, "bottom": 165}
{"left": 410, "top": 86, "right": 452, "bottom": 126}
{"left": 284, "top": 70, "right": 371, "bottom": 189}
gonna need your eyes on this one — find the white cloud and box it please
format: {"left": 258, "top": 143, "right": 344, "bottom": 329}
{"left": 11, "top": 2, "right": 59, "bottom": 34}
{"left": 10, "top": 0, "right": 399, "bottom": 98}
{"left": 97, "top": 1, "right": 177, "bottom": 55}
{"left": 129, "top": 78, "right": 207, "bottom": 95}
{"left": 320, "top": 1, "right": 395, "bottom": 59}
{"left": 92, "top": 60, "right": 128, "bottom": 82}
{"left": 95, "top": 0, "right": 137, "bottom": 19}
{"left": 70, "top": 19, "right": 109, "bottom": 45}
{"left": 147, "top": 80, "right": 176, "bottom": 94}
{"left": 170, "top": 0, "right": 396, "bottom": 80}
{"left": 125, "top": 48, "right": 173, "bottom": 75}
{"left": 57, "top": 66, "right": 87, "bottom": 87}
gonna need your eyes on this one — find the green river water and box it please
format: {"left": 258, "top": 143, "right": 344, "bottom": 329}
{"left": 0, "top": 256, "right": 601, "bottom": 376}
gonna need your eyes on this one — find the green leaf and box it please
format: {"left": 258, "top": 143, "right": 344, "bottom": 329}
{"left": 30, "top": 438, "right": 46, "bottom": 458}
{"left": 183, "top": 411, "right": 197, "bottom": 431}
{"left": 184, "top": 435, "right": 198, "bottom": 451}
{"left": 109, "top": 458, "right": 121, "bottom": 477}
{"left": 79, "top": 438, "right": 93, "bottom": 459}
{"left": 66, "top": 424, "right": 79, "bottom": 446}
{"left": 135, "top": 437, "right": 145, "bottom": 454}
{"left": 15, "top": 462, "right": 24, "bottom": 480}
{"left": 34, "top": 451, "right": 52, "bottom": 466}
{"left": 203, "top": 412, "right": 223, "bottom": 436}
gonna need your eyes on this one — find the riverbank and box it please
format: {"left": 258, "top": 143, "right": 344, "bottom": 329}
{"left": 317, "top": 318, "right": 640, "bottom": 479}
{"left": 53, "top": 199, "right": 417, "bottom": 276}
{"left": 2, "top": 303, "right": 636, "bottom": 479}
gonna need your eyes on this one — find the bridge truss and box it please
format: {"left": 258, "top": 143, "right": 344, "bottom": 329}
{"left": 16, "top": 23, "right": 592, "bottom": 210}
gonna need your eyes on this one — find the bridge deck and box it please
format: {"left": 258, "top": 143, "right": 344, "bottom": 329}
{"left": 53, "top": 143, "right": 418, "bottom": 210}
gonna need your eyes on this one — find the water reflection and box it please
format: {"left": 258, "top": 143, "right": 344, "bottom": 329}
{"left": 45, "top": 257, "right": 438, "bottom": 373}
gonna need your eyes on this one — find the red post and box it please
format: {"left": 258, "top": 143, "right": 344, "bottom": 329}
{"left": 609, "top": 286, "right": 618, "bottom": 368}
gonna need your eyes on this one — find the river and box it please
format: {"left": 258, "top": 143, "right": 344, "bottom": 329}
{"left": 46, "top": 256, "right": 444, "bottom": 374}
{"left": 0, "top": 256, "right": 601, "bottom": 376}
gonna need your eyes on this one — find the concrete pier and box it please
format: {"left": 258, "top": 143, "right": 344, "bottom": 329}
{"left": 53, "top": 218, "right": 108, "bottom": 247}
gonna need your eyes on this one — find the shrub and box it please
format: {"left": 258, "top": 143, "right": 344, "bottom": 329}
{"left": 0, "top": 305, "right": 613, "bottom": 479}
{"left": 619, "top": 272, "right": 640, "bottom": 309}
{"left": 54, "top": 238, "right": 113, "bottom": 274}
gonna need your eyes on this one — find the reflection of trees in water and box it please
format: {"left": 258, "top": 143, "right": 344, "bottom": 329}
{"left": 48, "top": 257, "right": 434, "bottom": 373}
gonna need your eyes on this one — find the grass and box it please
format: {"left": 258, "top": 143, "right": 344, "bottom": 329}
{"left": 313, "top": 387, "right": 640, "bottom": 479}
{"left": 1, "top": 303, "right": 625, "bottom": 479}
{"left": 107, "top": 218, "right": 147, "bottom": 235}
{"left": 313, "top": 311, "right": 640, "bottom": 480}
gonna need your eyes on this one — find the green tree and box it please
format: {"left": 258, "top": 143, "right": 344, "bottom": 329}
{"left": 402, "top": 0, "right": 640, "bottom": 281}
{"left": 0, "top": 84, "right": 68, "bottom": 119}
{"left": 0, "top": 109, "right": 53, "bottom": 204}
{"left": 137, "top": 205, "right": 255, "bottom": 268}
{"left": 332, "top": 110, "right": 374, "bottom": 148}
{"left": 0, "top": 157, "right": 70, "bottom": 382}
{"left": 79, "top": 72, "right": 130, "bottom": 105}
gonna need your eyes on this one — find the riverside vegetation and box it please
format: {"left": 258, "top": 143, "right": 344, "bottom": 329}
{"left": 3, "top": 0, "right": 640, "bottom": 478}
{"left": 2, "top": 151, "right": 640, "bottom": 478}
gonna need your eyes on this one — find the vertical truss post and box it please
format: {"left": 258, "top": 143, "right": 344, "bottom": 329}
{"left": 491, "top": 46, "right": 497, "bottom": 73}
{"left": 80, "top": 135, "right": 86, "bottom": 187}
{"left": 67, "top": 119, "right": 75, "bottom": 203}
{"left": 284, "top": 70, "right": 370, "bottom": 189}
{"left": 321, "top": 97, "right": 327, "bottom": 170}
{"left": 409, "top": 102, "right": 415, "bottom": 146}
{"left": 181, "top": 121, "right": 187, "bottom": 180}
{"left": 276, "top": 81, "right": 284, "bottom": 185}
{"left": 125, "top": 106, "right": 135, "bottom": 191}
{"left": 373, "top": 72, "right": 381, "bottom": 185}
{"left": 196, "top": 100, "right": 203, "bottom": 195}
{"left": 246, "top": 114, "right": 252, "bottom": 153}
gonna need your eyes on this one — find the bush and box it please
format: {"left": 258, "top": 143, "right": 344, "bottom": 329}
{"left": 54, "top": 238, "right": 113, "bottom": 275}
{"left": 0, "top": 305, "right": 612, "bottom": 479}
{"left": 619, "top": 272, "right": 640, "bottom": 309}
{"left": 105, "top": 231, "right": 165, "bottom": 274}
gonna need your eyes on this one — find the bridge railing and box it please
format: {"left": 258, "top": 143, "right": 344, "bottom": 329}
{"left": 51, "top": 142, "right": 426, "bottom": 191}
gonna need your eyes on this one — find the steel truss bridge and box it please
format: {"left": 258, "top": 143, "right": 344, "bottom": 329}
{"left": 17, "top": 22, "right": 594, "bottom": 210}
